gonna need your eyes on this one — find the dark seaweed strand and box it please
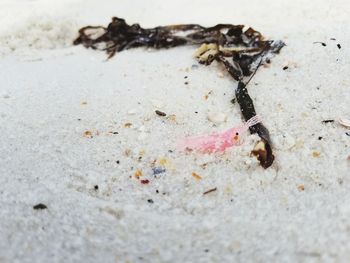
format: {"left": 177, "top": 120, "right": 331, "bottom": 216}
{"left": 74, "top": 17, "right": 285, "bottom": 168}
{"left": 236, "top": 81, "right": 274, "bottom": 168}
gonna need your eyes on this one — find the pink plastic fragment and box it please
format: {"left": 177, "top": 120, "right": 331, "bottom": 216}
{"left": 177, "top": 115, "right": 262, "bottom": 153}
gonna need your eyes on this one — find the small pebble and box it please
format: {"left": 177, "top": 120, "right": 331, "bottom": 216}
{"left": 141, "top": 179, "right": 150, "bottom": 184}
{"left": 134, "top": 170, "right": 142, "bottom": 179}
{"left": 314, "top": 42, "right": 326, "bottom": 46}
{"left": 339, "top": 118, "right": 350, "bottom": 128}
{"left": 313, "top": 151, "right": 321, "bottom": 157}
{"left": 33, "top": 203, "right": 47, "bottom": 210}
{"left": 147, "top": 199, "right": 154, "bottom": 204}
{"left": 297, "top": 185, "right": 305, "bottom": 191}
{"left": 322, "top": 119, "right": 334, "bottom": 124}
{"left": 155, "top": 110, "right": 166, "bottom": 116}
{"left": 207, "top": 112, "right": 227, "bottom": 124}
{"left": 83, "top": 131, "right": 93, "bottom": 138}
{"left": 192, "top": 172, "right": 202, "bottom": 180}
{"left": 337, "top": 44, "right": 341, "bottom": 49}
{"left": 152, "top": 167, "right": 166, "bottom": 175}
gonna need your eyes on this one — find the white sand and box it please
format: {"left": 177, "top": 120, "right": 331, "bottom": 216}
{"left": 0, "top": 0, "right": 349, "bottom": 262}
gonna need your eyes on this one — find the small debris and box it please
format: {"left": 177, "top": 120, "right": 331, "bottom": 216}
{"left": 251, "top": 140, "right": 273, "bottom": 168}
{"left": 152, "top": 167, "right": 166, "bottom": 175}
{"left": 147, "top": 199, "right": 154, "bottom": 203}
{"left": 282, "top": 66, "right": 288, "bottom": 70}
{"left": 81, "top": 101, "right": 87, "bottom": 105}
{"left": 346, "top": 132, "right": 350, "bottom": 137}
{"left": 313, "top": 42, "right": 326, "bottom": 46}
{"left": 204, "top": 90, "right": 212, "bottom": 100}
{"left": 134, "top": 170, "right": 142, "bottom": 179}
{"left": 33, "top": 203, "right": 47, "bottom": 210}
{"left": 184, "top": 81, "right": 189, "bottom": 85}
{"left": 339, "top": 118, "right": 350, "bottom": 128}
{"left": 194, "top": 43, "right": 219, "bottom": 63}
{"left": 318, "top": 136, "right": 323, "bottom": 140}
{"left": 207, "top": 112, "right": 227, "bottom": 124}
{"left": 200, "top": 163, "right": 208, "bottom": 169}
{"left": 83, "top": 131, "right": 93, "bottom": 138}
{"left": 124, "top": 123, "right": 132, "bottom": 128}
{"left": 141, "top": 179, "right": 150, "bottom": 184}
{"left": 109, "top": 131, "right": 119, "bottom": 135}
{"left": 312, "top": 151, "right": 321, "bottom": 157}
{"left": 337, "top": 44, "right": 341, "bottom": 49}
{"left": 116, "top": 160, "right": 120, "bottom": 164}
{"left": 230, "top": 98, "right": 236, "bottom": 104}
{"left": 203, "top": 187, "right": 217, "bottom": 195}
{"left": 167, "top": 114, "right": 177, "bottom": 122}
{"left": 158, "top": 158, "right": 168, "bottom": 167}
{"left": 94, "top": 185, "right": 99, "bottom": 190}
{"left": 192, "top": 172, "right": 202, "bottom": 180}
{"left": 322, "top": 119, "right": 334, "bottom": 124}
{"left": 297, "top": 185, "right": 305, "bottom": 191}
{"left": 155, "top": 110, "right": 166, "bottom": 116}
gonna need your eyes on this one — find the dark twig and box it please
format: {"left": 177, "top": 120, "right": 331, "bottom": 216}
{"left": 203, "top": 187, "right": 217, "bottom": 195}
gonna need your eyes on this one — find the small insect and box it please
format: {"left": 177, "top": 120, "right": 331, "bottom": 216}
{"left": 177, "top": 115, "right": 262, "bottom": 153}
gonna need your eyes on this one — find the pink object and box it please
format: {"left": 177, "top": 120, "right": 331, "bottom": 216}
{"left": 177, "top": 115, "right": 262, "bottom": 153}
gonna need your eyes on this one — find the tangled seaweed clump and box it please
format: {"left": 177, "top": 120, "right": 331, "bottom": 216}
{"left": 74, "top": 17, "right": 285, "bottom": 168}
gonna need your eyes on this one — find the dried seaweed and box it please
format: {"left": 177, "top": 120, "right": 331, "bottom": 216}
{"left": 74, "top": 17, "right": 285, "bottom": 168}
